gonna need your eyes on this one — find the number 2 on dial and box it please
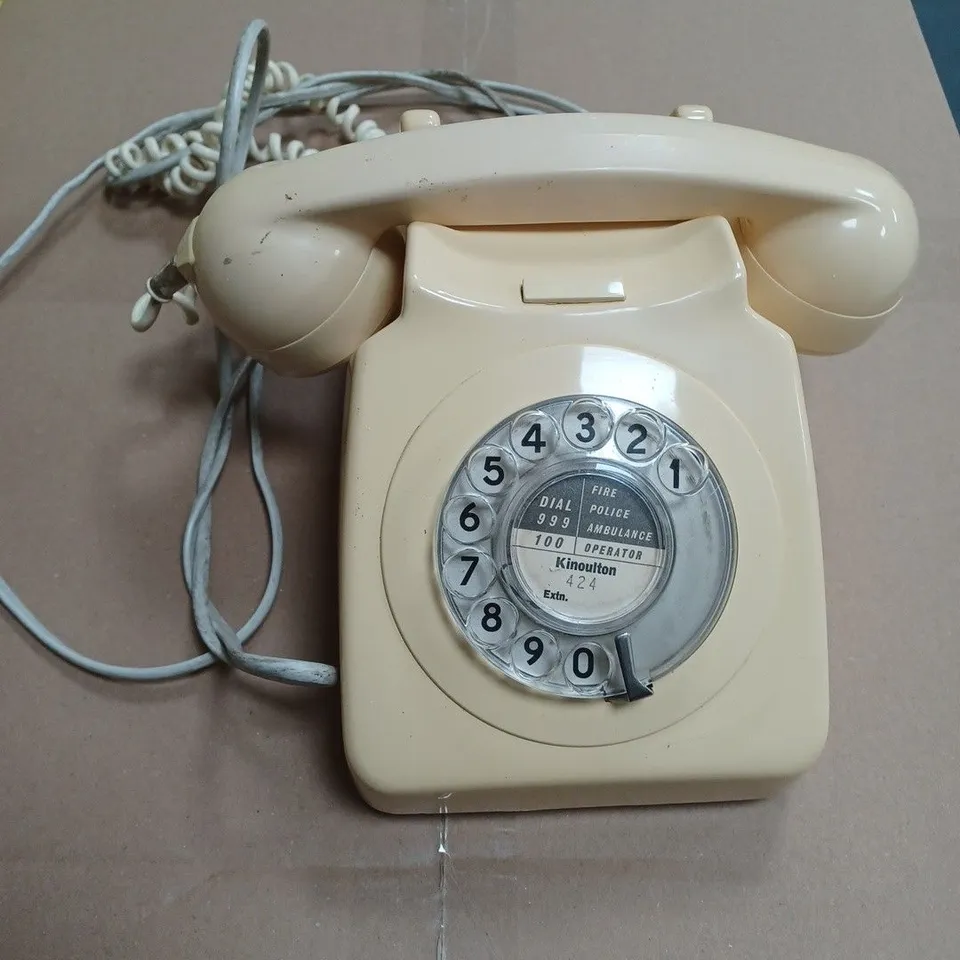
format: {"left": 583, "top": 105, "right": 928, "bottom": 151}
{"left": 626, "top": 422, "right": 647, "bottom": 454}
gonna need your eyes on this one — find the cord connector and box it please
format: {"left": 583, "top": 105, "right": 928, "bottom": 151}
{"left": 131, "top": 261, "right": 197, "bottom": 331}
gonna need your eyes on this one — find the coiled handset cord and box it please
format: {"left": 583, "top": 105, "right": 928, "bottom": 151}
{"left": 105, "top": 58, "right": 388, "bottom": 202}
{"left": 0, "top": 19, "right": 585, "bottom": 687}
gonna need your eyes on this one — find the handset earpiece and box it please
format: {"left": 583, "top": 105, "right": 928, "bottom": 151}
{"left": 737, "top": 180, "right": 918, "bottom": 353}
{"left": 177, "top": 167, "right": 404, "bottom": 376}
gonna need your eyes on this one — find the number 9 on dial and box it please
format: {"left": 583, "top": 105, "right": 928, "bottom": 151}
{"left": 511, "top": 631, "right": 560, "bottom": 677}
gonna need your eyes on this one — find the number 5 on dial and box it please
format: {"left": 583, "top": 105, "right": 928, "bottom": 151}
{"left": 467, "top": 445, "right": 517, "bottom": 494}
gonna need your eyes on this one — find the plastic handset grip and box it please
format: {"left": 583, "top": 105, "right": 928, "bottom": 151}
{"left": 175, "top": 112, "right": 919, "bottom": 372}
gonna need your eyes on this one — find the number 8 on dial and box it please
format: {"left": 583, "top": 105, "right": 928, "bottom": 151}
{"left": 467, "top": 597, "right": 519, "bottom": 646}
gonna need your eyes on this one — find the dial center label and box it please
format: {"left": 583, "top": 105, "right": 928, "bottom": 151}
{"left": 510, "top": 474, "right": 665, "bottom": 626}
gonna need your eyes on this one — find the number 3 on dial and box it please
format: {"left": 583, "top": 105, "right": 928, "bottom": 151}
{"left": 562, "top": 399, "right": 612, "bottom": 450}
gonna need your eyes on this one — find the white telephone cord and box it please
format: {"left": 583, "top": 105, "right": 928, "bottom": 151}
{"left": 0, "top": 19, "right": 584, "bottom": 687}
{"left": 105, "top": 59, "right": 388, "bottom": 201}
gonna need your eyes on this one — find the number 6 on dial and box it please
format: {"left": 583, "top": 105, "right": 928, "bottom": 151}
{"left": 442, "top": 495, "right": 495, "bottom": 542}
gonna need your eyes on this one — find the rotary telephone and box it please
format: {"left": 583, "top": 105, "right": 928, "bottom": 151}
{"left": 2, "top": 78, "right": 917, "bottom": 812}
{"left": 159, "top": 106, "right": 918, "bottom": 814}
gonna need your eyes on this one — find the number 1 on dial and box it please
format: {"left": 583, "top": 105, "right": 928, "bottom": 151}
{"left": 658, "top": 443, "right": 709, "bottom": 495}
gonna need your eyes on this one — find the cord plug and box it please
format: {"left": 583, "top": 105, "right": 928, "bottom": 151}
{"left": 131, "top": 261, "right": 198, "bottom": 330}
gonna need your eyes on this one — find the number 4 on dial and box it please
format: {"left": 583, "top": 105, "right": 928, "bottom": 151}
{"left": 510, "top": 413, "right": 557, "bottom": 461}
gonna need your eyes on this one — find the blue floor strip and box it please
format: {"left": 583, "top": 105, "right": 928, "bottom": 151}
{"left": 912, "top": 0, "right": 960, "bottom": 128}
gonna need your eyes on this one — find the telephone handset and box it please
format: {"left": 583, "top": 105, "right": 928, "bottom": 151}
{"left": 175, "top": 110, "right": 917, "bottom": 371}
{"left": 174, "top": 109, "right": 918, "bottom": 813}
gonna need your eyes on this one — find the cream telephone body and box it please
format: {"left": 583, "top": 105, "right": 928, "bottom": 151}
{"left": 173, "top": 110, "right": 918, "bottom": 814}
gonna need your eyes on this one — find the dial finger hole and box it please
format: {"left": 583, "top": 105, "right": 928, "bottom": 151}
{"left": 511, "top": 631, "right": 560, "bottom": 677}
{"left": 467, "top": 597, "right": 519, "bottom": 647}
{"left": 563, "top": 642, "right": 611, "bottom": 687}
{"left": 658, "top": 443, "right": 709, "bottom": 495}
{"left": 443, "top": 495, "right": 496, "bottom": 543}
{"left": 614, "top": 409, "right": 665, "bottom": 462}
{"left": 510, "top": 411, "right": 559, "bottom": 461}
{"left": 442, "top": 549, "right": 495, "bottom": 598}
{"left": 466, "top": 445, "right": 517, "bottom": 495}
{"left": 562, "top": 398, "right": 612, "bottom": 450}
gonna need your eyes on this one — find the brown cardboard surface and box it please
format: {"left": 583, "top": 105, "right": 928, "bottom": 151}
{"left": 0, "top": 0, "right": 958, "bottom": 957}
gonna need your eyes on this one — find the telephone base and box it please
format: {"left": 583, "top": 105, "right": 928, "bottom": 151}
{"left": 339, "top": 220, "right": 829, "bottom": 816}
{"left": 353, "top": 777, "right": 788, "bottom": 817}
{"left": 343, "top": 605, "right": 827, "bottom": 816}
